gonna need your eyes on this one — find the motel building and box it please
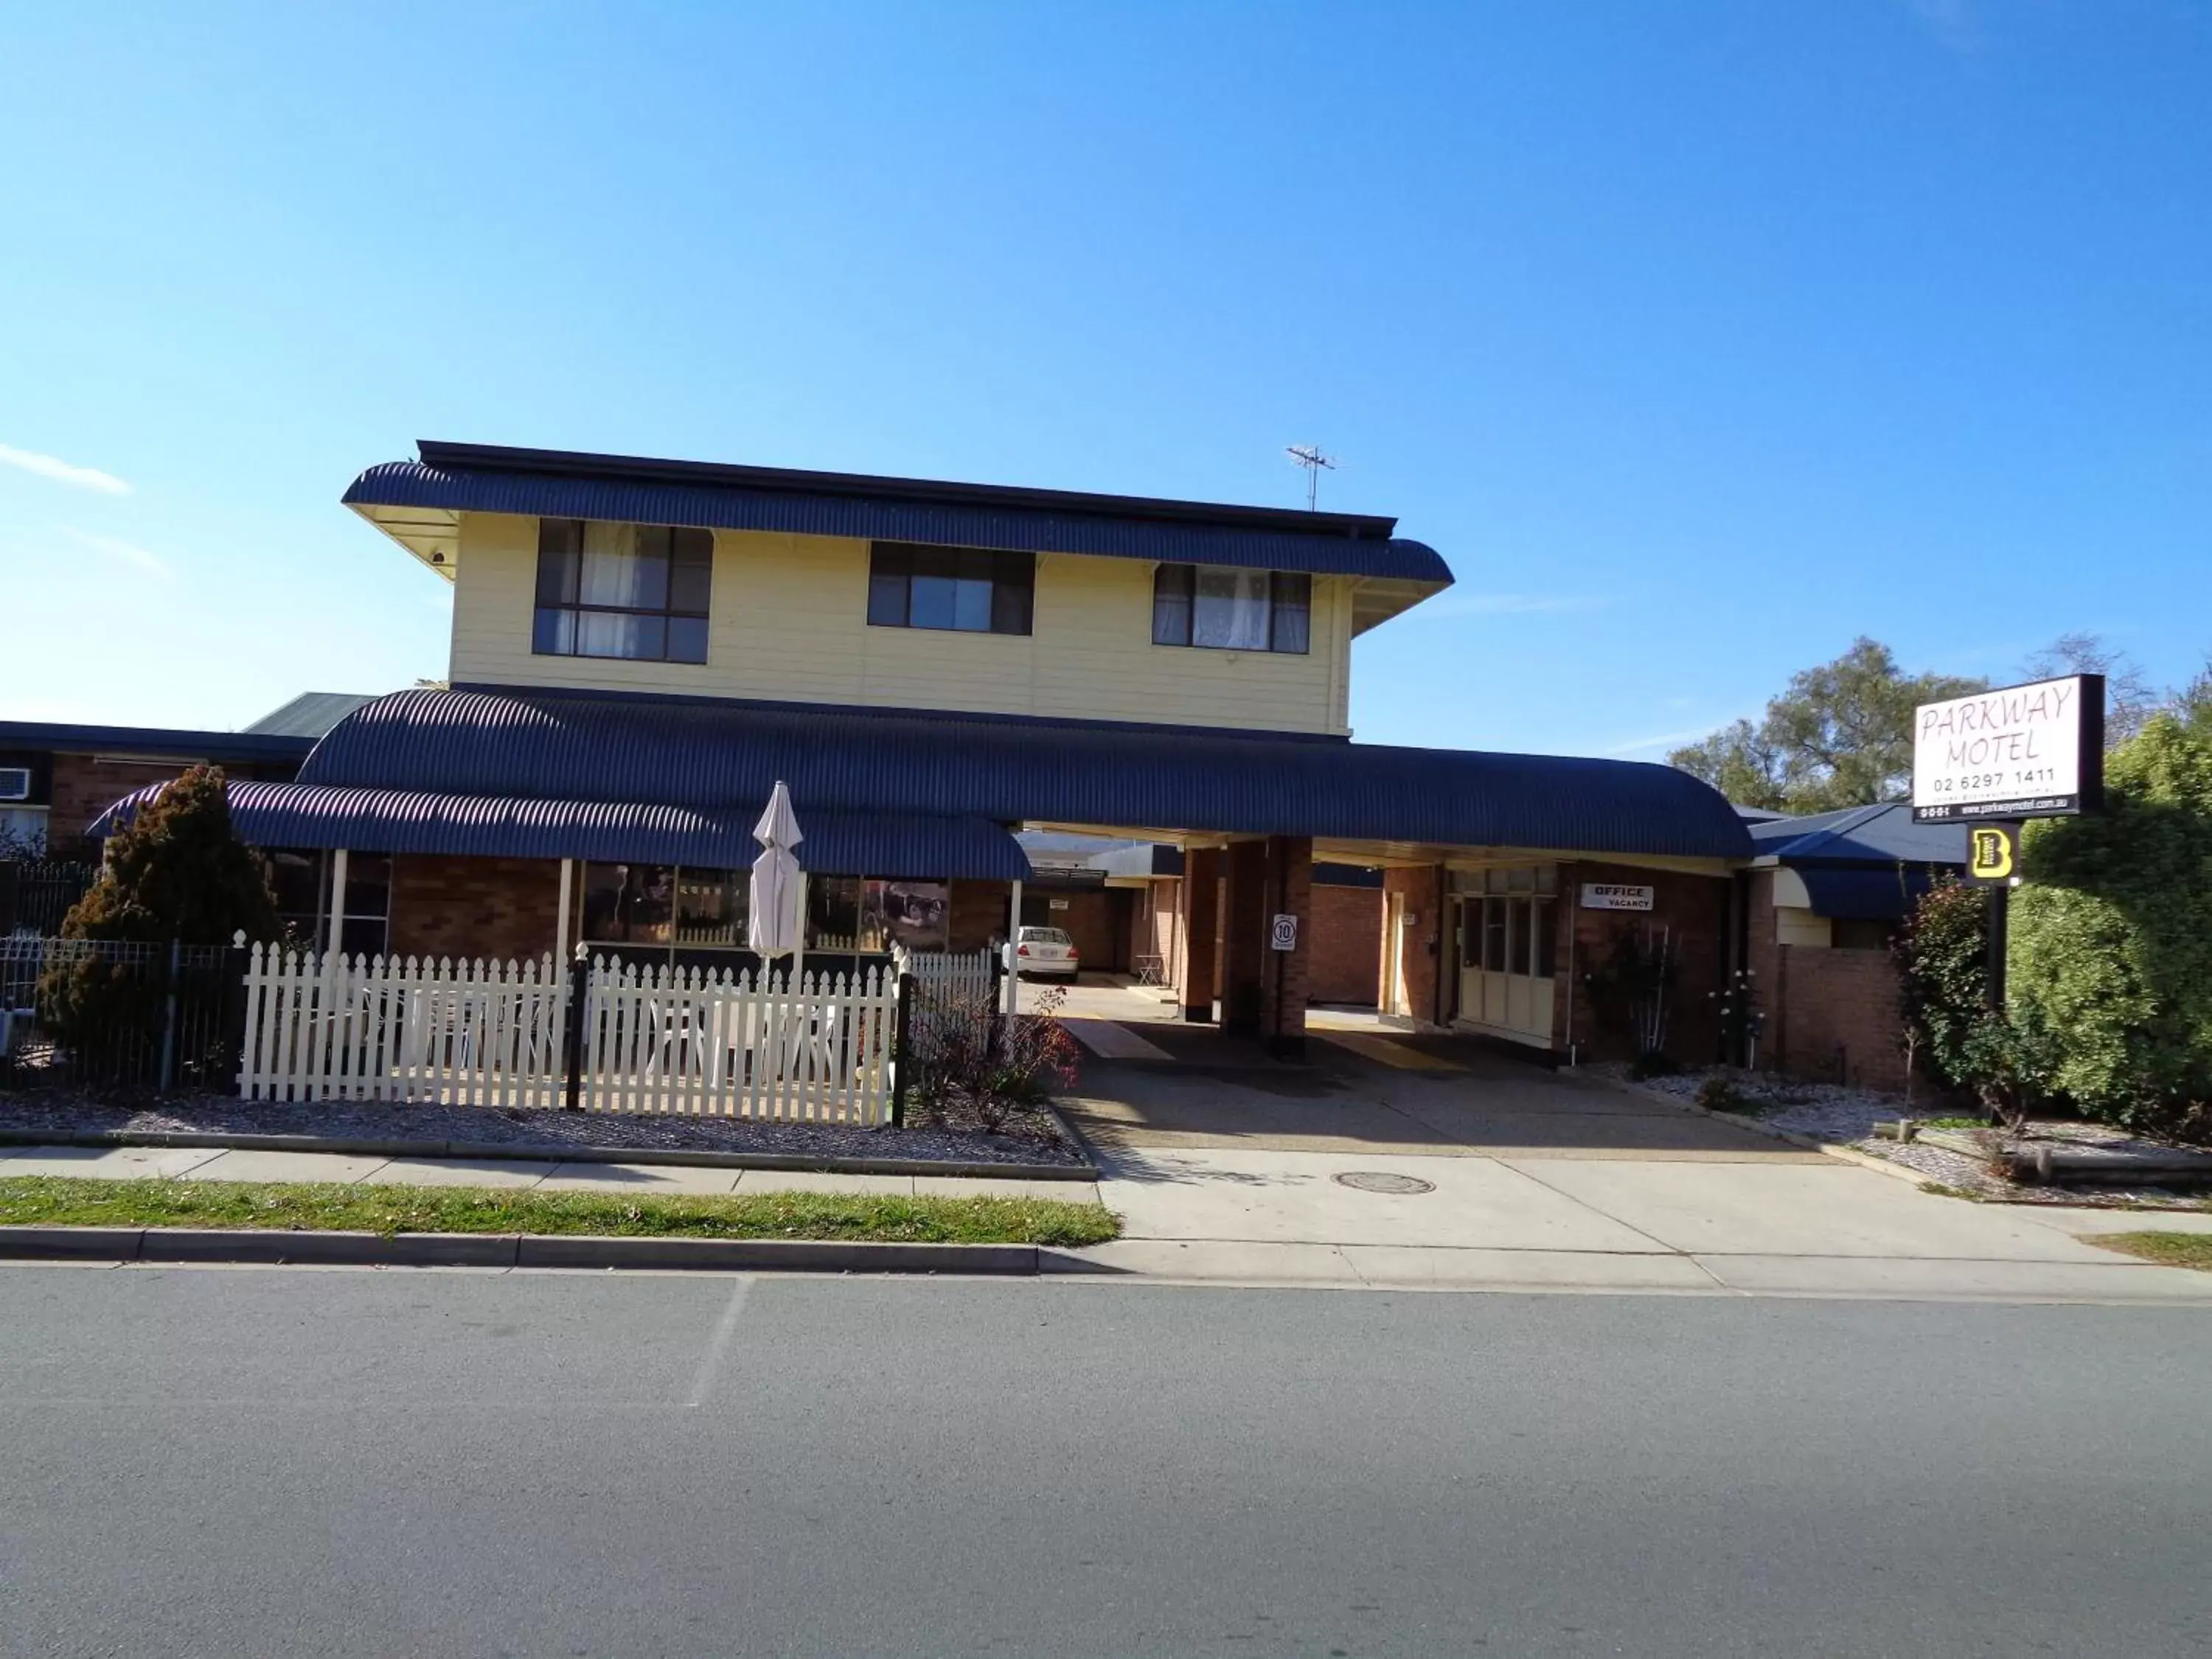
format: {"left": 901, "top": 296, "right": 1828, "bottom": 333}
{"left": 11, "top": 439, "right": 1928, "bottom": 1072}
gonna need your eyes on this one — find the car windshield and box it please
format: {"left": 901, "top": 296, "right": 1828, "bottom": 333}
{"left": 1020, "top": 927, "right": 1073, "bottom": 945}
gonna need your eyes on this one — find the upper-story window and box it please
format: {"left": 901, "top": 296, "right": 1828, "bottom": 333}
{"left": 533, "top": 518, "right": 712, "bottom": 664}
{"left": 1152, "top": 564, "right": 1310, "bottom": 654}
{"left": 866, "top": 543, "right": 1034, "bottom": 636}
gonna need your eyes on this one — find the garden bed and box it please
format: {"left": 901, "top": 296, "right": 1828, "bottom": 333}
{"left": 1598, "top": 1063, "right": 2212, "bottom": 1210}
{"left": 0, "top": 1088, "right": 1088, "bottom": 1171}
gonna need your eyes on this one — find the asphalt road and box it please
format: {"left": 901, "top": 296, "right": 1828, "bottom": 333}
{"left": 2, "top": 1267, "right": 2208, "bottom": 1658}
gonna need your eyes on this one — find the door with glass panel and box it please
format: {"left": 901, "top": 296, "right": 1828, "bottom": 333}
{"left": 1454, "top": 868, "right": 1558, "bottom": 1046}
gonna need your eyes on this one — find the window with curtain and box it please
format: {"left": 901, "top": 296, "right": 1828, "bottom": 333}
{"left": 1151, "top": 565, "right": 1311, "bottom": 653}
{"left": 866, "top": 543, "right": 1034, "bottom": 635}
{"left": 533, "top": 518, "right": 712, "bottom": 664}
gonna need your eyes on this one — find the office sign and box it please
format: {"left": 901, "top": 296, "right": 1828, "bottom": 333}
{"left": 1912, "top": 674, "right": 2103, "bottom": 822}
{"left": 1579, "top": 883, "right": 1654, "bottom": 912}
{"left": 1964, "top": 823, "right": 2020, "bottom": 886}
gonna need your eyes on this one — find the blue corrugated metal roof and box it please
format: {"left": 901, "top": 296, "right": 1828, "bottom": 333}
{"left": 0, "top": 720, "right": 315, "bottom": 765}
{"left": 88, "top": 780, "right": 1030, "bottom": 880}
{"left": 344, "top": 446, "right": 1454, "bottom": 584}
{"left": 1750, "top": 803, "right": 1967, "bottom": 867}
{"left": 243, "top": 692, "right": 380, "bottom": 740}
{"left": 296, "top": 688, "right": 1753, "bottom": 860}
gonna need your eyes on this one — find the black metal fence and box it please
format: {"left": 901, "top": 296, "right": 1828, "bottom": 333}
{"left": 0, "top": 860, "right": 97, "bottom": 938}
{"left": 0, "top": 938, "right": 248, "bottom": 1092}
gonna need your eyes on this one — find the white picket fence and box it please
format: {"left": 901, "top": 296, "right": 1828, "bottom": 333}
{"left": 579, "top": 958, "right": 895, "bottom": 1122}
{"left": 239, "top": 946, "right": 569, "bottom": 1107}
{"left": 237, "top": 944, "right": 898, "bottom": 1123}
{"left": 896, "top": 945, "right": 995, "bottom": 1015}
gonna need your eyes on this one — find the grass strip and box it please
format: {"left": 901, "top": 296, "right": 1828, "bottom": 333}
{"left": 2089, "top": 1231, "right": 2212, "bottom": 1272}
{"left": 0, "top": 1177, "right": 1120, "bottom": 1249}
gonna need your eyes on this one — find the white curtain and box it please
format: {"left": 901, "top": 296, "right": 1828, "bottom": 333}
{"left": 1193, "top": 566, "right": 1270, "bottom": 650}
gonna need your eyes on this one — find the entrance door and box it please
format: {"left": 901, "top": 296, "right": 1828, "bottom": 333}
{"left": 1455, "top": 888, "right": 1556, "bottom": 1048}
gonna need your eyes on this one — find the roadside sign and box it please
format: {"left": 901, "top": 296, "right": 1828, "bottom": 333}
{"left": 1964, "top": 823, "right": 2020, "bottom": 886}
{"left": 1270, "top": 913, "right": 1298, "bottom": 951}
{"left": 1912, "top": 674, "right": 2104, "bottom": 822}
{"left": 1579, "top": 883, "right": 1654, "bottom": 912}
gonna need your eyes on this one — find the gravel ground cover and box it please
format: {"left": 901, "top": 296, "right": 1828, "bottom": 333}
{"left": 0, "top": 1088, "right": 1086, "bottom": 1169}
{"left": 1591, "top": 1063, "right": 2209, "bottom": 1210}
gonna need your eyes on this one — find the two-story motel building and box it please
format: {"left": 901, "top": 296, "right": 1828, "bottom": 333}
{"left": 86, "top": 441, "right": 1756, "bottom": 1062}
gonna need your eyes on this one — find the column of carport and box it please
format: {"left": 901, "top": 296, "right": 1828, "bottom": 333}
{"left": 1177, "top": 835, "right": 1313, "bottom": 1059}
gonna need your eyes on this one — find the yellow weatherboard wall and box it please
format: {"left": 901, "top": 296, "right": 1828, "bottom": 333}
{"left": 448, "top": 513, "right": 1354, "bottom": 734}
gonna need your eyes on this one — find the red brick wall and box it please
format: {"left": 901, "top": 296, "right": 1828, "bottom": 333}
{"left": 1557, "top": 862, "right": 1731, "bottom": 1065}
{"left": 1776, "top": 943, "right": 1910, "bottom": 1091}
{"left": 1128, "top": 878, "right": 1182, "bottom": 981}
{"left": 1034, "top": 887, "right": 1126, "bottom": 971}
{"left": 1256, "top": 836, "right": 1312, "bottom": 1046}
{"left": 948, "top": 880, "right": 1010, "bottom": 953}
{"left": 48, "top": 756, "right": 195, "bottom": 849}
{"left": 1381, "top": 865, "right": 1444, "bottom": 1026}
{"left": 1182, "top": 849, "right": 1221, "bottom": 1020}
{"left": 388, "top": 855, "right": 563, "bottom": 964}
{"left": 1309, "top": 881, "right": 1381, "bottom": 1006}
{"left": 1745, "top": 871, "right": 1915, "bottom": 1093}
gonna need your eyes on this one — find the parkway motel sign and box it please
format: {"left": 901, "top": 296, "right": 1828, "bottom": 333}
{"left": 1910, "top": 673, "right": 2105, "bottom": 824}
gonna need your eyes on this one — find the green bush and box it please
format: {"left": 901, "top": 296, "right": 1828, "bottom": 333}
{"left": 2010, "top": 715, "right": 2212, "bottom": 1136}
{"left": 1892, "top": 877, "right": 1990, "bottom": 1096}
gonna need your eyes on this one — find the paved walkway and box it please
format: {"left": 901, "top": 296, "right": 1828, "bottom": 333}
{"left": 0, "top": 1144, "right": 1099, "bottom": 1203}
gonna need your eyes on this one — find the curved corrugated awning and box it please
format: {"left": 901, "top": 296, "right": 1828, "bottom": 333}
{"left": 1780, "top": 864, "right": 1942, "bottom": 921}
{"left": 87, "top": 781, "right": 1032, "bottom": 880}
{"left": 290, "top": 688, "right": 1753, "bottom": 861}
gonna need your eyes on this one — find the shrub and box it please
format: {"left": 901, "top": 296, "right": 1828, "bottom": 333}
{"left": 1893, "top": 877, "right": 1989, "bottom": 1096}
{"left": 907, "top": 984, "right": 1080, "bottom": 1133}
{"left": 39, "top": 767, "right": 277, "bottom": 1055}
{"left": 1696, "top": 1073, "right": 1750, "bottom": 1113}
{"left": 2008, "top": 715, "right": 2212, "bottom": 1137}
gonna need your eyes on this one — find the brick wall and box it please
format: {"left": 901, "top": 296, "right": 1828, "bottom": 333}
{"left": 47, "top": 755, "right": 195, "bottom": 850}
{"left": 1182, "top": 848, "right": 1222, "bottom": 1020}
{"left": 388, "top": 855, "right": 564, "bottom": 963}
{"left": 1380, "top": 865, "right": 1444, "bottom": 1026}
{"left": 1557, "top": 862, "right": 1731, "bottom": 1064}
{"left": 1256, "top": 835, "right": 1312, "bottom": 1049}
{"left": 1128, "top": 878, "right": 1182, "bottom": 983}
{"left": 1034, "top": 886, "right": 1127, "bottom": 971}
{"left": 1309, "top": 880, "right": 1380, "bottom": 1005}
{"left": 948, "top": 880, "right": 1010, "bottom": 953}
{"left": 1745, "top": 869, "right": 1915, "bottom": 1093}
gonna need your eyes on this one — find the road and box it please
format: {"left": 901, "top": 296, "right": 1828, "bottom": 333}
{"left": 3, "top": 1266, "right": 2208, "bottom": 1657}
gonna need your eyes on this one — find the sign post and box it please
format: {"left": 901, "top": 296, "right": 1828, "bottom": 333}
{"left": 1912, "top": 675, "right": 2106, "bottom": 1061}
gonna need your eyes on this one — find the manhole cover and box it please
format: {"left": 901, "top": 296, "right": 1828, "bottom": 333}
{"left": 1332, "top": 1170, "right": 1436, "bottom": 1195}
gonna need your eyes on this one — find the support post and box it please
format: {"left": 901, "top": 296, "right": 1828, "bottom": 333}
{"left": 1004, "top": 877, "right": 1024, "bottom": 1019}
{"left": 554, "top": 857, "right": 573, "bottom": 964}
{"left": 158, "top": 938, "right": 181, "bottom": 1091}
{"left": 324, "top": 848, "right": 349, "bottom": 961}
{"left": 891, "top": 970, "right": 914, "bottom": 1127}
{"left": 1985, "top": 883, "right": 2010, "bottom": 1011}
{"left": 563, "top": 946, "right": 589, "bottom": 1111}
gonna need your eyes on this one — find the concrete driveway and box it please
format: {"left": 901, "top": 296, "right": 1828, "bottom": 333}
{"left": 1053, "top": 1018, "right": 2212, "bottom": 1303}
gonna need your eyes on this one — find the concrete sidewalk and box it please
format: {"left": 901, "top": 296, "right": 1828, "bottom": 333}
{"left": 1073, "top": 1141, "right": 2212, "bottom": 1303}
{"left": 0, "top": 1143, "right": 1100, "bottom": 1204}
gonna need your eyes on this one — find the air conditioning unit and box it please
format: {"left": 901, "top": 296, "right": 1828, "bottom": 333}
{"left": 0, "top": 768, "right": 30, "bottom": 803}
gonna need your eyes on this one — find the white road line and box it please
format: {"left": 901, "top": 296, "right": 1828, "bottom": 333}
{"left": 684, "top": 1276, "right": 755, "bottom": 1407}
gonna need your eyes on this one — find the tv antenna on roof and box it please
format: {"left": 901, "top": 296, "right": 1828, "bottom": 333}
{"left": 1285, "top": 444, "right": 1337, "bottom": 511}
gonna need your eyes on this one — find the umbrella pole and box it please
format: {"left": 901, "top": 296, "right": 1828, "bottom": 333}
{"left": 793, "top": 873, "right": 807, "bottom": 989}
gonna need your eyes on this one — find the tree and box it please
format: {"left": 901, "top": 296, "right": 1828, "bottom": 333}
{"left": 1669, "top": 639, "right": 1986, "bottom": 814}
{"left": 2174, "top": 655, "right": 2212, "bottom": 737}
{"left": 2023, "top": 632, "right": 2160, "bottom": 747}
{"left": 59, "top": 765, "right": 279, "bottom": 945}
{"left": 40, "top": 767, "right": 279, "bottom": 1060}
{"left": 1891, "top": 878, "right": 1989, "bottom": 1097}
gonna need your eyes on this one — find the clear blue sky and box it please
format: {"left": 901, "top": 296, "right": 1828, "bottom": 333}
{"left": 1, "top": 2, "right": 2205, "bottom": 757}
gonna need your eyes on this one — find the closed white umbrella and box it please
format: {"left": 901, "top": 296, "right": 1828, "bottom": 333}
{"left": 747, "top": 781, "right": 807, "bottom": 973}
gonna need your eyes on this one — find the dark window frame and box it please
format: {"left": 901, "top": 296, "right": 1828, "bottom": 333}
{"left": 532, "top": 518, "right": 713, "bottom": 665}
{"left": 1151, "top": 563, "right": 1312, "bottom": 655}
{"left": 866, "top": 542, "right": 1034, "bottom": 636}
